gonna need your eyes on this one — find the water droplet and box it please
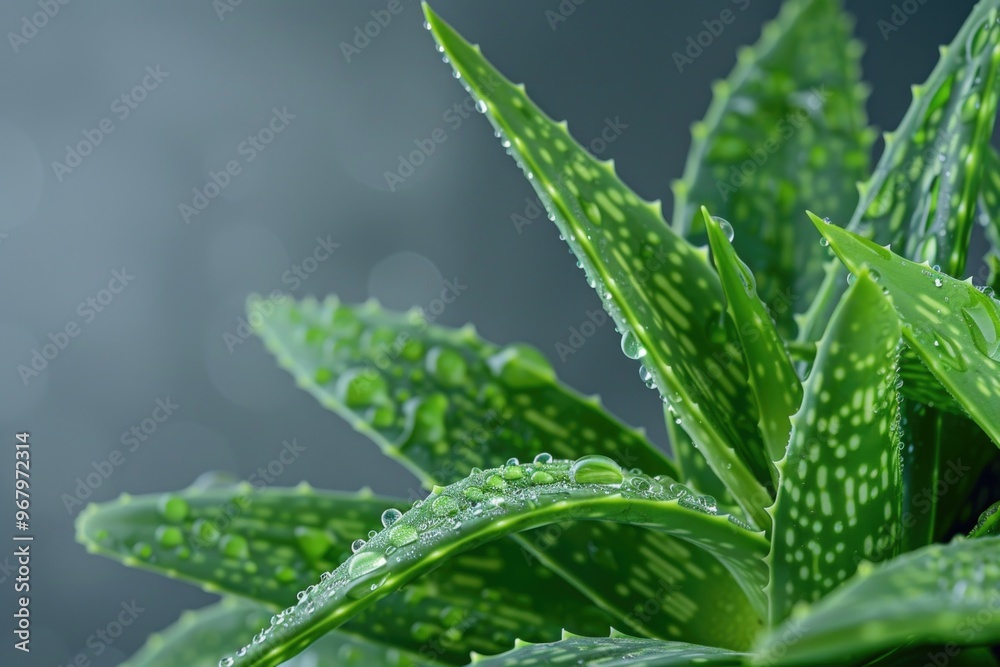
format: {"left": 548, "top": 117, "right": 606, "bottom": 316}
{"left": 475, "top": 99, "right": 488, "bottom": 114}
{"left": 820, "top": 237, "right": 830, "bottom": 247}
{"left": 847, "top": 273, "right": 857, "bottom": 286}
{"left": 381, "top": 508, "right": 403, "bottom": 528}
{"left": 155, "top": 525, "right": 184, "bottom": 548}
{"left": 487, "top": 344, "right": 555, "bottom": 388}
{"left": 337, "top": 369, "right": 389, "bottom": 408}
{"left": 962, "top": 293, "right": 1000, "bottom": 360}
{"left": 431, "top": 495, "right": 459, "bottom": 516}
{"left": 427, "top": 347, "right": 468, "bottom": 387}
{"left": 464, "top": 487, "right": 485, "bottom": 502}
{"left": 351, "top": 538, "right": 366, "bottom": 553}
{"left": 934, "top": 278, "right": 944, "bottom": 288}
{"left": 533, "top": 452, "right": 553, "bottom": 464}
{"left": 714, "top": 216, "right": 734, "bottom": 242}
{"left": 620, "top": 330, "right": 647, "bottom": 360}
{"left": 220, "top": 535, "right": 249, "bottom": 559}
{"left": 132, "top": 542, "right": 153, "bottom": 559}
{"left": 220, "top": 658, "right": 235, "bottom": 667}
{"left": 638, "top": 365, "right": 657, "bottom": 389}
{"left": 485, "top": 474, "right": 506, "bottom": 490}
{"left": 388, "top": 523, "right": 418, "bottom": 547}
{"left": 628, "top": 476, "right": 651, "bottom": 492}
{"left": 506, "top": 457, "right": 520, "bottom": 466}
{"left": 347, "top": 550, "right": 387, "bottom": 578}
{"left": 502, "top": 464, "right": 524, "bottom": 480}
{"left": 530, "top": 471, "right": 555, "bottom": 485}
{"left": 569, "top": 455, "right": 624, "bottom": 485}
{"left": 157, "top": 495, "right": 190, "bottom": 522}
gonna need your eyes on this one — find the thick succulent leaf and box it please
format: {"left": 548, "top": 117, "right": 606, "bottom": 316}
{"left": 673, "top": 0, "right": 871, "bottom": 336}
{"left": 980, "top": 146, "right": 1000, "bottom": 289}
{"left": 814, "top": 215, "right": 1000, "bottom": 446}
{"left": 424, "top": 4, "right": 773, "bottom": 527}
{"left": 873, "top": 646, "right": 999, "bottom": 667}
{"left": 666, "top": 409, "right": 738, "bottom": 510}
{"left": 704, "top": 209, "right": 802, "bottom": 463}
{"left": 254, "top": 295, "right": 762, "bottom": 648}
{"left": 77, "top": 482, "right": 613, "bottom": 663}
{"left": 219, "top": 458, "right": 769, "bottom": 667}
{"left": 799, "top": 0, "right": 1000, "bottom": 342}
{"left": 970, "top": 500, "right": 1000, "bottom": 537}
{"left": 757, "top": 536, "right": 1000, "bottom": 665}
{"left": 122, "top": 599, "right": 438, "bottom": 667}
{"left": 465, "top": 631, "right": 747, "bottom": 667}
{"left": 767, "top": 273, "right": 903, "bottom": 626}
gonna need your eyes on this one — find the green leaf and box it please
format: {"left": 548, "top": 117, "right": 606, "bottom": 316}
{"left": 979, "top": 146, "right": 1000, "bottom": 289}
{"left": 704, "top": 209, "right": 802, "bottom": 463}
{"left": 466, "top": 630, "right": 747, "bottom": 667}
{"left": 666, "top": 408, "right": 738, "bottom": 510}
{"left": 77, "top": 482, "right": 613, "bottom": 663}
{"left": 970, "top": 500, "right": 1000, "bottom": 537}
{"left": 813, "top": 214, "right": 1000, "bottom": 447}
{"left": 798, "top": 0, "right": 1000, "bottom": 343}
{"left": 219, "top": 458, "right": 769, "bottom": 667}
{"left": 254, "top": 295, "right": 762, "bottom": 648}
{"left": 757, "top": 536, "right": 1000, "bottom": 665}
{"left": 767, "top": 272, "right": 903, "bottom": 626}
{"left": 674, "top": 0, "right": 872, "bottom": 336}
{"left": 423, "top": 3, "right": 773, "bottom": 527}
{"left": 121, "top": 599, "right": 438, "bottom": 667}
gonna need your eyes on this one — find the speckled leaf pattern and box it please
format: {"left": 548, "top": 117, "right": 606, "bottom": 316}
{"left": 757, "top": 536, "right": 1000, "bottom": 665}
{"left": 768, "top": 274, "right": 903, "bottom": 626}
{"left": 979, "top": 146, "right": 1000, "bottom": 289}
{"left": 221, "top": 459, "right": 769, "bottom": 667}
{"left": 76, "top": 482, "right": 613, "bottom": 663}
{"left": 253, "top": 295, "right": 763, "bottom": 649}
{"left": 466, "top": 631, "right": 747, "bottom": 667}
{"left": 815, "top": 216, "right": 1000, "bottom": 447}
{"left": 121, "top": 599, "right": 438, "bottom": 667}
{"left": 424, "top": 5, "right": 773, "bottom": 528}
{"left": 704, "top": 209, "right": 802, "bottom": 464}
{"left": 666, "top": 411, "right": 739, "bottom": 513}
{"left": 799, "top": 0, "right": 1000, "bottom": 342}
{"left": 674, "top": 0, "right": 871, "bottom": 336}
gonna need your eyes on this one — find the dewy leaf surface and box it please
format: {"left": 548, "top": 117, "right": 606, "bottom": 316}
{"left": 220, "top": 458, "right": 769, "bottom": 667}
{"left": 423, "top": 4, "right": 772, "bottom": 527}
{"left": 77, "top": 483, "right": 612, "bottom": 663}
{"left": 799, "top": 0, "right": 1000, "bottom": 342}
{"left": 674, "top": 0, "right": 871, "bottom": 335}
{"left": 814, "top": 215, "right": 1000, "bottom": 447}
{"left": 467, "top": 631, "right": 747, "bottom": 667}
{"left": 254, "top": 295, "right": 762, "bottom": 648}
{"left": 121, "top": 599, "right": 438, "bottom": 667}
{"left": 768, "top": 273, "right": 903, "bottom": 626}
{"left": 757, "top": 536, "right": 1000, "bottom": 665}
{"left": 704, "top": 209, "right": 802, "bottom": 463}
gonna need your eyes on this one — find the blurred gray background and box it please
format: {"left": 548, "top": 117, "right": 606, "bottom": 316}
{"left": 0, "top": 0, "right": 986, "bottom": 663}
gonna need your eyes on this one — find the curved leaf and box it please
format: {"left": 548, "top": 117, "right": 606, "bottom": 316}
{"left": 970, "top": 500, "right": 1000, "bottom": 537}
{"left": 674, "top": 0, "right": 871, "bottom": 336}
{"left": 704, "top": 209, "right": 802, "bottom": 463}
{"left": 466, "top": 630, "right": 747, "bottom": 667}
{"left": 254, "top": 295, "right": 762, "bottom": 648}
{"left": 799, "top": 0, "right": 1000, "bottom": 343}
{"left": 77, "top": 482, "right": 613, "bottom": 663}
{"left": 757, "top": 536, "right": 1000, "bottom": 665}
{"left": 219, "top": 458, "right": 769, "bottom": 667}
{"left": 122, "top": 599, "right": 438, "bottom": 667}
{"left": 767, "top": 273, "right": 903, "bottom": 626}
{"left": 423, "top": 3, "right": 773, "bottom": 527}
{"left": 814, "top": 214, "right": 1000, "bottom": 446}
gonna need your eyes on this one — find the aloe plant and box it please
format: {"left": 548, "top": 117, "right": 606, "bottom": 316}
{"left": 76, "top": 1, "right": 1000, "bottom": 665}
